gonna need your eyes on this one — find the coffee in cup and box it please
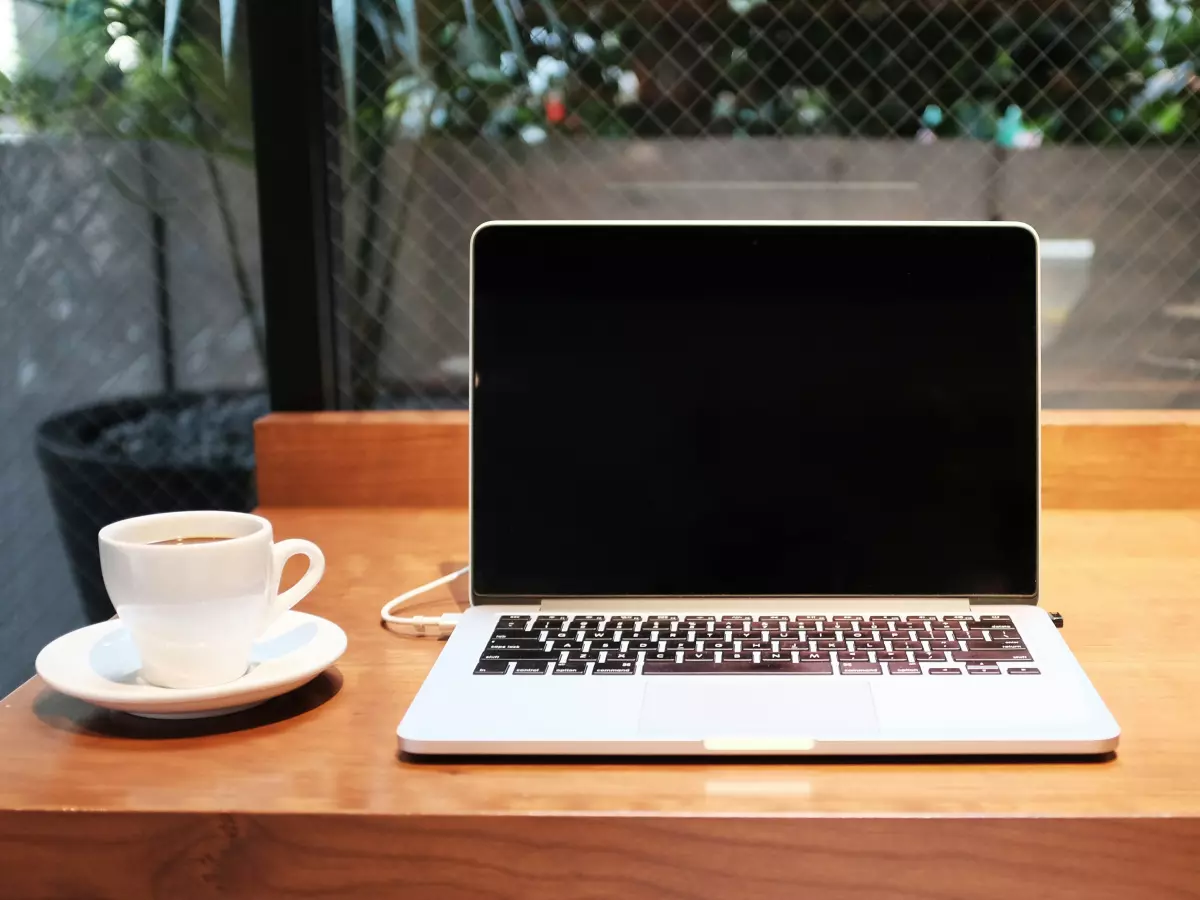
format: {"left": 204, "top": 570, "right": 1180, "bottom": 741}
{"left": 99, "top": 511, "right": 325, "bottom": 689}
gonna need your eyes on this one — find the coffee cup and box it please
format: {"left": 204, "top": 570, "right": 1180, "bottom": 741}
{"left": 98, "top": 511, "right": 325, "bottom": 689}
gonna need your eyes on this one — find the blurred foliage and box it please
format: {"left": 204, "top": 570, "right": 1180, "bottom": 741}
{"left": 0, "top": 0, "right": 251, "bottom": 160}
{"left": 373, "top": 0, "right": 1200, "bottom": 145}
{"left": 7, "top": 0, "right": 1200, "bottom": 147}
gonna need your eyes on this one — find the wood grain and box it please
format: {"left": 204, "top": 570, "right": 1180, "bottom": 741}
{"left": 12, "top": 407, "right": 1200, "bottom": 898}
{"left": 12, "top": 506, "right": 1200, "bottom": 818}
{"left": 3, "top": 813, "right": 1198, "bottom": 900}
{"left": 1041, "top": 410, "right": 1200, "bottom": 508}
{"left": 255, "top": 411, "right": 469, "bottom": 508}
{"left": 255, "top": 410, "right": 1200, "bottom": 509}
{"left": 2, "top": 506, "right": 1200, "bottom": 897}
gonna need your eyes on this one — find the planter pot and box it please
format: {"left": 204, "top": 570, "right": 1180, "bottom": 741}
{"left": 36, "top": 391, "right": 266, "bottom": 623}
{"left": 1040, "top": 239, "right": 1094, "bottom": 348}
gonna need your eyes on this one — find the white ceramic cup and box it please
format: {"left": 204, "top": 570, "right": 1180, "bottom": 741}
{"left": 98, "top": 511, "right": 326, "bottom": 689}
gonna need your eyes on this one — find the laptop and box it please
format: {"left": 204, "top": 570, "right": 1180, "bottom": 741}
{"left": 397, "top": 221, "right": 1120, "bottom": 756}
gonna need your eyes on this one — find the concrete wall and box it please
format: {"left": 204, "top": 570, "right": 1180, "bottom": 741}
{"left": 0, "top": 137, "right": 262, "bottom": 694}
{"left": 374, "top": 138, "right": 1200, "bottom": 399}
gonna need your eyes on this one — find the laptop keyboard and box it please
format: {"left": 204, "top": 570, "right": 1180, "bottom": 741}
{"left": 474, "top": 614, "right": 1039, "bottom": 676}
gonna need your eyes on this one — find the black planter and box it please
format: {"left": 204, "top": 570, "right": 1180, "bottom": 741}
{"left": 36, "top": 391, "right": 265, "bottom": 623}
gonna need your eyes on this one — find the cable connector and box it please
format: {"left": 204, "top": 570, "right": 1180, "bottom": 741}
{"left": 383, "top": 612, "right": 463, "bottom": 637}
{"left": 381, "top": 566, "right": 468, "bottom": 636}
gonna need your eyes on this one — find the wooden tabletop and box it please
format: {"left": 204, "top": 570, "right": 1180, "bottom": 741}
{"left": 6, "top": 410, "right": 1200, "bottom": 899}
{"left": 3, "top": 505, "right": 1200, "bottom": 898}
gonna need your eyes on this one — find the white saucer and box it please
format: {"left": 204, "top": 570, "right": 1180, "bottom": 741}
{"left": 35, "top": 611, "right": 347, "bottom": 719}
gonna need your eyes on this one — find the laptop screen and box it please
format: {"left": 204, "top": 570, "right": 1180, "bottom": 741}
{"left": 471, "top": 223, "right": 1039, "bottom": 600}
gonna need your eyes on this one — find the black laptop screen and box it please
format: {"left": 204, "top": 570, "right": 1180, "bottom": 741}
{"left": 471, "top": 224, "right": 1039, "bottom": 599}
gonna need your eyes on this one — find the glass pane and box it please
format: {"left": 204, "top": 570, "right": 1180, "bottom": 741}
{"left": 329, "top": 0, "right": 1200, "bottom": 410}
{"left": 1, "top": 0, "right": 264, "bottom": 693}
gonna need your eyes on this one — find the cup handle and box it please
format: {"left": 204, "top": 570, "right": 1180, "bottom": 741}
{"left": 268, "top": 539, "right": 326, "bottom": 625}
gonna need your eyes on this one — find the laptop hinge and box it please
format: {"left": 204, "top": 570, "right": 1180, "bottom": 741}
{"left": 538, "top": 598, "right": 974, "bottom": 613}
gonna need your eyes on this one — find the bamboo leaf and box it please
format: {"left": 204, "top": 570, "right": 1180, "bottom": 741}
{"left": 460, "top": 0, "right": 484, "bottom": 63}
{"left": 492, "top": 0, "right": 526, "bottom": 68}
{"left": 220, "top": 0, "right": 237, "bottom": 79}
{"left": 363, "top": 0, "right": 392, "bottom": 62}
{"left": 332, "top": 0, "right": 357, "bottom": 128}
{"left": 162, "top": 0, "right": 182, "bottom": 71}
{"left": 536, "top": 0, "right": 565, "bottom": 38}
{"left": 393, "top": 0, "right": 420, "bottom": 69}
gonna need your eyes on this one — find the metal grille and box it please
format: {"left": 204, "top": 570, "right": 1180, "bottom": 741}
{"left": 0, "top": 0, "right": 262, "bottom": 692}
{"left": 329, "top": 0, "right": 1200, "bottom": 410}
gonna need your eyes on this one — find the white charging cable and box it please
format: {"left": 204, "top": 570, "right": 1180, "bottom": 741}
{"left": 380, "top": 566, "right": 469, "bottom": 636}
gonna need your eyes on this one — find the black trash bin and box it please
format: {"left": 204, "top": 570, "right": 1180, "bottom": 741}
{"left": 35, "top": 391, "right": 264, "bottom": 623}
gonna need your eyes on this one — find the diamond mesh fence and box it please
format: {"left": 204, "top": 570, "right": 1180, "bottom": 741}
{"left": 4, "top": 0, "right": 1200, "bottom": 692}
{"left": 328, "top": 0, "right": 1200, "bottom": 411}
{"left": 0, "top": 0, "right": 263, "bottom": 692}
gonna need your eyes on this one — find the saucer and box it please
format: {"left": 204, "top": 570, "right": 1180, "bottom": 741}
{"left": 35, "top": 611, "right": 347, "bottom": 719}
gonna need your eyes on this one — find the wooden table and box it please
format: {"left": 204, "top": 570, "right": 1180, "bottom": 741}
{"left": 3, "top": 413, "right": 1200, "bottom": 899}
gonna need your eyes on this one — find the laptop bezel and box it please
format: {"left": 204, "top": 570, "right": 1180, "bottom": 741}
{"left": 467, "top": 220, "right": 1041, "bottom": 608}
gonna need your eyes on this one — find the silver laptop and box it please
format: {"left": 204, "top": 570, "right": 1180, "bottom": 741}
{"left": 397, "top": 221, "right": 1119, "bottom": 756}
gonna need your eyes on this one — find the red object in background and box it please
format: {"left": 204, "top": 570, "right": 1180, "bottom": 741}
{"left": 546, "top": 91, "right": 566, "bottom": 124}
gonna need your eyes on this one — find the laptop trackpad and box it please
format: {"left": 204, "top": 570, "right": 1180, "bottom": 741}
{"left": 637, "top": 680, "right": 879, "bottom": 739}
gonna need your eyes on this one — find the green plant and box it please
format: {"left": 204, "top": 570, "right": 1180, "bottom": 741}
{"left": 2, "top": 0, "right": 263, "bottom": 386}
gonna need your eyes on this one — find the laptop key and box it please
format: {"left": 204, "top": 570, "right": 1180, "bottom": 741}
{"left": 588, "top": 640, "right": 621, "bottom": 650}
{"left": 815, "top": 641, "right": 849, "bottom": 651}
{"left": 605, "top": 652, "right": 641, "bottom": 664}
{"left": 964, "top": 640, "right": 1026, "bottom": 651}
{"left": 928, "top": 640, "right": 963, "bottom": 650}
{"left": 913, "top": 651, "right": 947, "bottom": 662}
{"left": 474, "top": 660, "right": 510, "bottom": 675}
{"left": 761, "top": 655, "right": 833, "bottom": 674}
{"left": 779, "top": 640, "right": 813, "bottom": 651}
{"left": 716, "top": 653, "right": 757, "bottom": 672}
{"left": 552, "top": 662, "right": 587, "bottom": 675}
{"left": 929, "top": 667, "right": 963, "bottom": 675}
{"left": 1007, "top": 667, "right": 1041, "bottom": 675}
{"left": 887, "top": 662, "right": 922, "bottom": 675}
{"left": 954, "top": 650, "right": 1034, "bottom": 662}
{"left": 487, "top": 641, "right": 547, "bottom": 652}
{"left": 876, "top": 651, "right": 909, "bottom": 662}
{"left": 480, "top": 651, "right": 557, "bottom": 661}
{"left": 626, "top": 639, "right": 661, "bottom": 651}
{"left": 837, "top": 651, "right": 870, "bottom": 662}
{"left": 840, "top": 661, "right": 882, "bottom": 675}
{"left": 889, "top": 640, "right": 923, "bottom": 651}
{"left": 548, "top": 640, "right": 585, "bottom": 651}
{"left": 566, "top": 651, "right": 601, "bottom": 662}
{"left": 855, "top": 641, "right": 887, "bottom": 651}
{"left": 593, "top": 660, "right": 637, "bottom": 675}
{"left": 513, "top": 661, "right": 550, "bottom": 674}
{"left": 645, "top": 659, "right": 720, "bottom": 673}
